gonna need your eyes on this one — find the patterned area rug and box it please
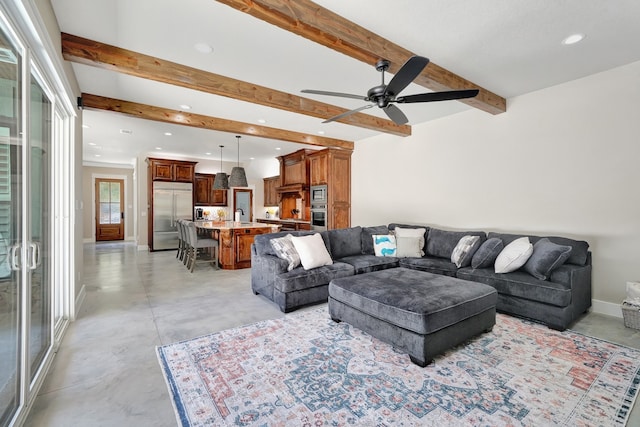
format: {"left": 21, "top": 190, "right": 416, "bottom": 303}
{"left": 156, "top": 308, "right": 640, "bottom": 426}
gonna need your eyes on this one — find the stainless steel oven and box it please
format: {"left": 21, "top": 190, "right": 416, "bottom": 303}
{"left": 310, "top": 203, "right": 327, "bottom": 231}
{"left": 310, "top": 185, "right": 327, "bottom": 204}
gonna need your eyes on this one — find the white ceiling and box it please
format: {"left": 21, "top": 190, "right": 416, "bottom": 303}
{"left": 50, "top": 0, "right": 640, "bottom": 166}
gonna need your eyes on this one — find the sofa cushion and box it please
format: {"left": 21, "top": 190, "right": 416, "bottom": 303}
{"left": 327, "top": 226, "right": 362, "bottom": 259}
{"left": 426, "top": 228, "right": 486, "bottom": 259}
{"left": 337, "top": 254, "right": 399, "bottom": 274}
{"left": 372, "top": 234, "right": 397, "bottom": 257}
{"left": 253, "top": 230, "right": 325, "bottom": 257}
{"left": 487, "top": 232, "right": 589, "bottom": 266}
{"left": 471, "top": 238, "right": 504, "bottom": 269}
{"left": 361, "top": 225, "right": 389, "bottom": 255}
{"left": 395, "top": 227, "right": 427, "bottom": 257}
{"left": 494, "top": 237, "right": 533, "bottom": 273}
{"left": 451, "top": 235, "right": 482, "bottom": 268}
{"left": 457, "top": 267, "right": 572, "bottom": 307}
{"left": 522, "top": 238, "right": 573, "bottom": 280}
{"left": 275, "top": 262, "right": 354, "bottom": 293}
{"left": 291, "top": 233, "right": 333, "bottom": 270}
{"left": 270, "top": 234, "right": 300, "bottom": 271}
{"left": 399, "top": 256, "right": 458, "bottom": 277}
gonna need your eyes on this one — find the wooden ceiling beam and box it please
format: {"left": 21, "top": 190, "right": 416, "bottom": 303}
{"left": 216, "top": 0, "right": 506, "bottom": 115}
{"left": 62, "top": 33, "right": 410, "bottom": 137}
{"left": 81, "top": 93, "right": 354, "bottom": 150}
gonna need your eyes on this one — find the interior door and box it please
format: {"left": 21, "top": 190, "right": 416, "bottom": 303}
{"left": 95, "top": 178, "right": 124, "bottom": 241}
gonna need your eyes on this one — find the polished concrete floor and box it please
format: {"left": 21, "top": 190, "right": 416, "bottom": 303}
{"left": 24, "top": 242, "right": 640, "bottom": 426}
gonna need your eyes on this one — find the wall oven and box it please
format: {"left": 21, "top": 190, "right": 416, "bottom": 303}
{"left": 310, "top": 185, "right": 327, "bottom": 204}
{"left": 310, "top": 203, "right": 327, "bottom": 231}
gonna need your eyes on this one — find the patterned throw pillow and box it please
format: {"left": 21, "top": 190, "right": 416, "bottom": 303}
{"left": 372, "top": 234, "right": 397, "bottom": 257}
{"left": 270, "top": 234, "right": 300, "bottom": 271}
{"left": 451, "top": 235, "right": 481, "bottom": 268}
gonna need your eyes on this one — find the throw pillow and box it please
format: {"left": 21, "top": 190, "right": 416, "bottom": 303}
{"left": 451, "top": 235, "right": 481, "bottom": 268}
{"left": 471, "top": 238, "right": 504, "bottom": 269}
{"left": 522, "top": 238, "right": 573, "bottom": 280}
{"left": 395, "top": 236, "right": 423, "bottom": 258}
{"left": 394, "top": 227, "right": 427, "bottom": 256}
{"left": 270, "top": 234, "right": 301, "bottom": 271}
{"left": 372, "top": 234, "right": 397, "bottom": 257}
{"left": 494, "top": 237, "right": 534, "bottom": 274}
{"left": 290, "top": 233, "right": 333, "bottom": 270}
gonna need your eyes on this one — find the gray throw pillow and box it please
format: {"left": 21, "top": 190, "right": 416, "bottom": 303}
{"left": 522, "top": 238, "right": 572, "bottom": 280}
{"left": 471, "top": 238, "right": 504, "bottom": 269}
{"left": 451, "top": 235, "right": 481, "bottom": 268}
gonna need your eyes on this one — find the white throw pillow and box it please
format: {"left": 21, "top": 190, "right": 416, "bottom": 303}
{"left": 290, "top": 233, "right": 333, "bottom": 270}
{"left": 494, "top": 237, "right": 534, "bottom": 273}
{"left": 372, "top": 234, "right": 397, "bottom": 257}
{"left": 395, "top": 236, "right": 423, "bottom": 257}
{"left": 394, "top": 227, "right": 426, "bottom": 256}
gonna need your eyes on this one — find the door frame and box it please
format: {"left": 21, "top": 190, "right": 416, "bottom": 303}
{"left": 94, "top": 178, "right": 125, "bottom": 241}
{"left": 91, "top": 173, "right": 128, "bottom": 242}
{"left": 233, "top": 188, "right": 253, "bottom": 222}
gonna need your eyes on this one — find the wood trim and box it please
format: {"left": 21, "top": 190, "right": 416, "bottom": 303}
{"left": 62, "top": 33, "right": 410, "bottom": 137}
{"left": 215, "top": 0, "right": 506, "bottom": 115}
{"left": 81, "top": 93, "right": 354, "bottom": 150}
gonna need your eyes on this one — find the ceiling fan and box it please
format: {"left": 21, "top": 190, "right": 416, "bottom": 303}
{"left": 302, "top": 56, "right": 480, "bottom": 126}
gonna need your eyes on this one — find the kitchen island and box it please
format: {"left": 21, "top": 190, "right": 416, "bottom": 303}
{"left": 197, "top": 221, "right": 279, "bottom": 269}
{"left": 256, "top": 218, "right": 311, "bottom": 231}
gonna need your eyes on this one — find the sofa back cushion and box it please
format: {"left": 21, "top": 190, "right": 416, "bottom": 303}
{"left": 327, "top": 226, "right": 362, "bottom": 259}
{"left": 361, "top": 225, "right": 389, "bottom": 255}
{"left": 487, "top": 232, "right": 589, "bottom": 266}
{"left": 426, "top": 228, "right": 486, "bottom": 259}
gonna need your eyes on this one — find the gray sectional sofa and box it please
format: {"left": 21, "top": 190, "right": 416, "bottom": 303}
{"left": 250, "top": 223, "right": 592, "bottom": 330}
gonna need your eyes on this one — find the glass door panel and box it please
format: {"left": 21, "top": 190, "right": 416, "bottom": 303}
{"left": 96, "top": 179, "right": 124, "bottom": 241}
{"left": 0, "top": 20, "right": 22, "bottom": 427}
{"left": 28, "top": 72, "right": 52, "bottom": 382}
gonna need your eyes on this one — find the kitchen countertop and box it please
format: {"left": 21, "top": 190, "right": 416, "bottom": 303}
{"left": 257, "top": 217, "right": 311, "bottom": 224}
{"left": 195, "top": 221, "right": 277, "bottom": 230}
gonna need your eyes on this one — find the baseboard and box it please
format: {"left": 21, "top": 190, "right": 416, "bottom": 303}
{"left": 74, "top": 284, "right": 86, "bottom": 320}
{"left": 591, "top": 299, "right": 622, "bottom": 318}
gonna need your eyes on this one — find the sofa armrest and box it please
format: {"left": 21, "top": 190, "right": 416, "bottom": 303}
{"left": 550, "top": 263, "right": 592, "bottom": 315}
{"left": 251, "top": 244, "right": 289, "bottom": 300}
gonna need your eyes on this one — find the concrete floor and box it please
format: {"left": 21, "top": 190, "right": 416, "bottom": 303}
{"left": 24, "top": 242, "right": 640, "bottom": 426}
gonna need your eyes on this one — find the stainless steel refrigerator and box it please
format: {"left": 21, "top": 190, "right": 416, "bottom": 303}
{"left": 152, "top": 181, "right": 193, "bottom": 250}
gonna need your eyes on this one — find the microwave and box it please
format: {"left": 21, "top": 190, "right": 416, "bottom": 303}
{"left": 310, "top": 185, "right": 327, "bottom": 203}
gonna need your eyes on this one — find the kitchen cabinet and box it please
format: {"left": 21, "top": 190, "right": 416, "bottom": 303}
{"left": 307, "top": 148, "right": 352, "bottom": 229}
{"left": 217, "top": 225, "right": 272, "bottom": 269}
{"left": 148, "top": 158, "right": 196, "bottom": 182}
{"left": 277, "top": 149, "right": 314, "bottom": 221}
{"left": 279, "top": 149, "right": 313, "bottom": 187}
{"left": 194, "top": 173, "right": 228, "bottom": 206}
{"left": 263, "top": 175, "right": 279, "bottom": 207}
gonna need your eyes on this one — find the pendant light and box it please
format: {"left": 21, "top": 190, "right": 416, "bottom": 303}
{"left": 229, "top": 135, "right": 248, "bottom": 187}
{"left": 212, "top": 145, "right": 229, "bottom": 189}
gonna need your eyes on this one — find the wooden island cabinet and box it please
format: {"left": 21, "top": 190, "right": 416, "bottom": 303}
{"left": 199, "top": 221, "right": 274, "bottom": 269}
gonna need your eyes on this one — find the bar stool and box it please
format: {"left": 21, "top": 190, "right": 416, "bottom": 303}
{"left": 176, "top": 219, "right": 186, "bottom": 262}
{"left": 185, "top": 221, "right": 219, "bottom": 273}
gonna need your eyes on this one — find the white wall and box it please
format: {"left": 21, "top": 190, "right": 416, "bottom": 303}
{"left": 352, "top": 60, "right": 640, "bottom": 306}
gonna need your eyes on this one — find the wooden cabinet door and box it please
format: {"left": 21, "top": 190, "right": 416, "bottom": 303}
{"left": 194, "top": 174, "right": 211, "bottom": 205}
{"left": 212, "top": 188, "right": 228, "bottom": 206}
{"left": 330, "top": 203, "right": 351, "bottom": 230}
{"left": 235, "top": 232, "right": 255, "bottom": 264}
{"left": 263, "top": 175, "right": 279, "bottom": 206}
{"left": 309, "top": 153, "right": 328, "bottom": 186}
{"left": 151, "top": 160, "right": 174, "bottom": 181}
{"left": 174, "top": 163, "right": 195, "bottom": 182}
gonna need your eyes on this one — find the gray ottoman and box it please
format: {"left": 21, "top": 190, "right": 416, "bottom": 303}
{"left": 328, "top": 267, "right": 497, "bottom": 367}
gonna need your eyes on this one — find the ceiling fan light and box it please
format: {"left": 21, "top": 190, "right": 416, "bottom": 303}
{"left": 562, "top": 33, "right": 585, "bottom": 45}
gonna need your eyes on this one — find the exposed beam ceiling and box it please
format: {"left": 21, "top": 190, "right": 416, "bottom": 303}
{"left": 81, "top": 93, "right": 354, "bottom": 150}
{"left": 62, "top": 33, "right": 411, "bottom": 137}
{"left": 216, "top": 0, "right": 506, "bottom": 115}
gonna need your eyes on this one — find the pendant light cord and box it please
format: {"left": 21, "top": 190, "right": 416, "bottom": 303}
{"left": 236, "top": 136, "right": 241, "bottom": 167}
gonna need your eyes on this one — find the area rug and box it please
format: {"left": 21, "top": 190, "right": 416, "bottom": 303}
{"left": 156, "top": 308, "right": 640, "bottom": 426}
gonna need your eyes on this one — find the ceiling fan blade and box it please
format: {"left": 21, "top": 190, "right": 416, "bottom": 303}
{"left": 301, "top": 89, "right": 367, "bottom": 101}
{"left": 322, "top": 104, "right": 373, "bottom": 123}
{"left": 383, "top": 104, "right": 409, "bottom": 125}
{"left": 396, "top": 89, "right": 480, "bottom": 104}
{"left": 384, "top": 56, "right": 430, "bottom": 97}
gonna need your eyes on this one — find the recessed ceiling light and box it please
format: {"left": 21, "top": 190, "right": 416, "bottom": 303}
{"left": 257, "top": 119, "right": 266, "bottom": 124}
{"left": 120, "top": 129, "right": 133, "bottom": 135}
{"left": 317, "top": 130, "right": 325, "bottom": 135}
{"left": 179, "top": 104, "right": 191, "bottom": 110}
{"left": 249, "top": 157, "right": 255, "bottom": 160}
{"left": 275, "top": 147, "right": 281, "bottom": 151}
{"left": 88, "top": 142, "right": 96, "bottom": 146}
{"left": 205, "top": 152, "right": 212, "bottom": 155}
{"left": 562, "top": 33, "right": 585, "bottom": 45}
{"left": 164, "top": 132, "right": 172, "bottom": 136}
{"left": 82, "top": 124, "right": 90, "bottom": 129}
{"left": 194, "top": 42, "right": 213, "bottom": 54}
{"left": 155, "top": 147, "right": 162, "bottom": 150}
{"left": 95, "top": 154, "right": 101, "bottom": 157}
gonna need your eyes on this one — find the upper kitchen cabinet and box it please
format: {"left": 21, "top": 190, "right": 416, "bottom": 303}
{"left": 148, "top": 158, "right": 197, "bottom": 182}
{"left": 278, "top": 149, "right": 314, "bottom": 189}
{"left": 263, "top": 175, "right": 280, "bottom": 207}
{"left": 195, "top": 173, "right": 228, "bottom": 206}
{"left": 307, "top": 148, "right": 352, "bottom": 229}
{"left": 309, "top": 152, "right": 328, "bottom": 186}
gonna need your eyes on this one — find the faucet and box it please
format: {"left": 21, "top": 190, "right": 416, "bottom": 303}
{"left": 236, "top": 208, "right": 244, "bottom": 215}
